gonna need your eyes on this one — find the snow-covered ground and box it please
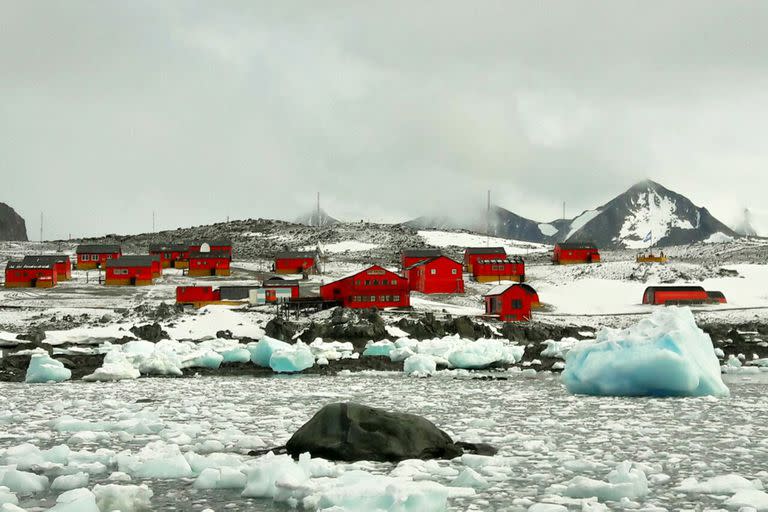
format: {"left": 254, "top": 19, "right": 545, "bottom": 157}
{"left": 0, "top": 372, "right": 766, "bottom": 510}
{"left": 417, "top": 230, "right": 550, "bottom": 255}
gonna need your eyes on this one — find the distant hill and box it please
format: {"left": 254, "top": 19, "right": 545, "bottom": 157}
{"left": 295, "top": 208, "right": 339, "bottom": 227}
{"left": 0, "top": 203, "right": 28, "bottom": 241}
{"left": 406, "top": 180, "right": 738, "bottom": 248}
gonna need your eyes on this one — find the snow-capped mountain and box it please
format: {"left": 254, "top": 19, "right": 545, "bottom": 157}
{"left": 407, "top": 180, "right": 738, "bottom": 248}
{"left": 564, "top": 180, "right": 737, "bottom": 248}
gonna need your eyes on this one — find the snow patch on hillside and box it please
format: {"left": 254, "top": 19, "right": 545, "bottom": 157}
{"left": 304, "top": 241, "right": 379, "bottom": 253}
{"left": 418, "top": 230, "right": 550, "bottom": 254}
{"left": 538, "top": 223, "right": 558, "bottom": 237}
{"left": 566, "top": 210, "right": 601, "bottom": 240}
{"left": 704, "top": 233, "right": 734, "bottom": 244}
{"left": 619, "top": 190, "right": 694, "bottom": 248}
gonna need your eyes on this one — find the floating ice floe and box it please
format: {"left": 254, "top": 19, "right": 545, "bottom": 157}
{"left": 269, "top": 342, "right": 315, "bottom": 373}
{"left": 25, "top": 354, "right": 71, "bottom": 384}
{"left": 116, "top": 441, "right": 192, "bottom": 479}
{"left": 675, "top": 473, "right": 763, "bottom": 493}
{"left": 92, "top": 483, "right": 153, "bottom": 512}
{"left": 82, "top": 352, "right": 140, "bottom": 382}
{"left": 404, "top": 354, "right": 437, "bottom": 377}
{"left": 362, "top": 340, "right": 395, "bottom": 357}
{"left": 541, "top": 338, "right": 579, "bottom": 359}
{"left": 383, "top": 336, "right": 523, "bottom": 371}
{"left": 549, "top": 461, "right": 648, "bottom": 502}
{"left": 47, "top": 487, "right": 99, "bottom": 512}
{"left": 725, "top": 489, "right": 768, "bottom": 511}
{"left": 562, "top": 307, "right": 730, "bottom": 397}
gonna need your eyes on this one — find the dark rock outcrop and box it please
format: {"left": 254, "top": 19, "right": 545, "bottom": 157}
{"left": 0, "top": 203, "right": 27, "bottom": 241}
{"left": 286, "top": 403, "right": 463, "bottom": 462}
{"left": 129, "top": 322, "right": 168, "bottom": 342}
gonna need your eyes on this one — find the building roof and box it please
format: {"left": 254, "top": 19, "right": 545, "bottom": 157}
{"left": 189, "top": 250, "right": 231, "bottom": 259}
{"left": 401, "top": 248, "right": 442, "bottom": 258}
{"left": 323, "top": 265, "right": 403, "bottom": 286}
{"left": 485, "top": 283, "right": 537, "bottom": 297}
{"left": 6, "top": 261, "right": 56, "bottom": 270}
{"left": 556, "top": 242, "right": 598, "bottom": 250}
{"left": 644, "top": 285, "right": 706, "bottom": 293}
{"left": 404, "top": 255, "right": 461, "bottom": 271}
{"left": 149, "top": 243, "right": 188, "bottom": 252}
{"left": 707, "top": 290, "right": 726, "bottom": 298}
{"left": 275, "top": 251, "right": 317, "bottom": 259}
{"left": 76, "top": 244, "right": 121, "bottom": 254}
{"left": 105, "top": 255, "right": 155, "bottom": 268}
{"left": 476, "top": 256, "right": 524, "bottom": 264}
{"left": 465, "top": 247, "right": 507, "bottom": 255}
{"left": 22, "top": 254, "right": 70, "bottom": 265}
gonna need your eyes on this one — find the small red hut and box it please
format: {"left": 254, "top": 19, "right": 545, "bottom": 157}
{"left": 320, "top": 265, "right": 410, "bottom": 309}
{"left": 484, "top": 283, "right": 536, "bottom": 322}
{"left": 552, "top": 242, "right": 600, "bottom": 265}
{"left": 105, "top": 256, "right": 155, "bottom": 286}
{"left": 188, "top": 251, "right": 231, "bottom": 277}
{"left": 400, "top": 249, "right": 442, "bottom": 272}
{"left": 472, "top": 256, "right": 525, "bottom": 283}
{"left": 4, "top": 261, "right": 58, "bottom": 288}
{"left": 405, "top": 256, "right": 464, "bottom": 294}
{"left": 464, "top": 247, "right": 507, "bottom": 273}
{"left": 22, "top": 255, "right": 71, "bottom": 281}
{"left": 642, "top": 286, "right": 726, "bottom": 305}
{"left": 76, "top": 244, "right": 122, "bottom": 270}
{"left": 274, "top": 252, "right": 318, "bottom": 275}
{"left": 149, "top": 243, "right": 188, "bottom": 269}
{"left": 176, "top": 286, "right": 220, "bottom": 306}
{"left": 263, "top": 278, "right": 300, "bottom": 299}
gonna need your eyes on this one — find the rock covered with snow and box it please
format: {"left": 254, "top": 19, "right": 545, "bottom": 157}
{"left": 562, "top": 307, "right": 729, "bottom": 397}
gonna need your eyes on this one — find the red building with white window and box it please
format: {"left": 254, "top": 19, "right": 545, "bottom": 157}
{"left": 471, "top": 256, "right": 525, "bottom": 283}
{"left": 552, "top": 242, "right": 600, "bottom": 265}
{"left": 22, "top": 255, "right": 71, "bottom": 281}
{"left": 187, "top": 240, "right": 233, "bottom": 261}
{"left": 76, "top": 244, "right": 122, "bottom": 270}
{"left": 105, "top": 256, "right": 155, "bottom": 286}
{"left": 405, "top": 256, "right": 464, "bottom": 294}
{"left": 400, "top": 249, "right": 442, "bottom": 272}
{"left": 4, "top": 261, "right": 58, "bottom": 288}
{"left": 464, "top": 247, "right": 507, "bottom": 273}
{"left": 188, "top": 251, "right": 231, "bottom": 277}
{"left": 320, "top": 265, "right": 410, "bottom": 309}
{"left": 149, "top": 243, "right": 188, "bottom": 269}
{"left": 484, "top": 283, "right": 537, "bottom": 322}
{"left": 274, "top": 252, "right": 318, "bottom": 275}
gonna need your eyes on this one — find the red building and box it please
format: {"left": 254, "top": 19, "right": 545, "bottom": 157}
{"left": 22, "top": 255, "right": 71, "bottom": 281}
{"left": 177, "top": 285, "right": 220, "bottom": 305}
{"left": 274, "top": 252, "right": 318, "bottom": 275}
{"left": 188, "top": 251, "right": 231, "bottom": 277}
{"left": 405, "top": 256, "right": 464, "bottom": 294}
{"left": 105, "top": 256, "right": 155, "bottom": 286}
{"left": 464, "top": 247, "right": 507, "bottom": 273}
{"left": 552, "top": 242, "right": 600, "bottom": 265}
{"left": 4, "top": 261, "right": 58, "bottom": 288}
{"left": 76, "top": 244, "right": 122, "bottom": 270}
{"left": 149, "top": 243, "right": 188, "bottom": 269}
{"left": 187, "top": 240, "right": 233, "bottom": 261}
{"left": 401, "top": 249, "right": 442, "bottom": 271}
{"left": 472, "top": 256, "right": 525, "bottom": 283}
{"left": 642, "top": 286, "right": 726, "bottom": 305}
{"left": 519, "top": 283, "right": 541, "bottom": 308}
{"left": 320, "top": 265, "right": 410, "bottom": 309}
{"left": 484, "top": 283, "right": 537, "bottom": 322}
{"left": 263, "top": 278, "right": 300, "bottom": 299}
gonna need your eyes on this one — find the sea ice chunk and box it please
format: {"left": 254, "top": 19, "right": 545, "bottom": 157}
{"left": 249, "top": 336, "right": 291, "bottom": 367}
{"left": 51, "top": 472, "right": 89, "bottom": 491}
{"left": 92, "top": 483, "right": 153, "bottom": 512}
{"left": 242, "top": 453, "right": 311, "bottom": 499}
{"left": 363, "top": 340, "right": 395, "bottom": 357}
{"left": 0, "top": 469, "right": 48, "bottom": 494}
{"left": 556, "top": 461, "right": 648, "bottom": 501}
{"left": 116, "top": 442, "right": 192, "bottom": 478}
{"left": 47, "top": 488, "right": 99, "bottom": 512}
{"left": 404, "top": 354, "right": 437, "bottom": 377}
{"left": 0, "top": 487, "right": 17, "bottom": 506}
{"left": 269, "top": 342, "right": 314, "bottom": 373}
{"left": 193, "top": 467, "right": 246, "bottom": 489}
{"left": 676, "top": 474, "right": 761, "bottom": 494}
{"left": 220, "top": 347, "right": 251, "bottom": 363}
{"left": 562, "top": 307, "right": 729, "bottom": 397}
{"left": 447, "top": 339, "right": 523, "bottom": 369}
{"left": 83, "top": 352, "right": 140, "bottom": 382}
{"left": 725, "top": 489, "right": 768, "bottom": 511}
{"left": 25, "top": 354, "right": 71, "bottom": 383}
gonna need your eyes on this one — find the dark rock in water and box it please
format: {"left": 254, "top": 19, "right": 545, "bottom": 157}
{"left": 17, "top": 327, "right": 46, "bottom": 343}
{"left": 454, "top": 441, "right": 499, "bottom": 456}
{"left": 216, "top": 329, "right": 234, "bottom": 339}
{"left": 286, "top": 402, "right": 463, "bottom": 462}
{"left": 264, "top": 317, "right": 297, "bottom": 342}
{"left": 452, "top": 316, "right": 479, "bottom": 339}
{"left": 129, "top": 322, "right": 168, "bottom": 342}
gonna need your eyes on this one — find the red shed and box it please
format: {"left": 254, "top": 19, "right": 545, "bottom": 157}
{"left": 553, "top": 242, "right": 600, "bottom": 265}
{"left": 642, "top": 286, "right": 726, "bottom": 305}
{"left": 76, "top": 244, "right": 122, "bottom": 270}
{"left": 176, "top": 286, "right": 221, "bottom": 305}
{"left": 187, "top": 239, "right": 233, "bottom": 261}
{"left": 263, "top": 277, "right": 301, "bottom": 299}
{"left": 401, "top": 249, "right": 442, "bottom": 272}
{"left": 484, "top": 283, "right": 536, "bottom": 322}
{"left": 274, "top": 251, "right": 318, "bottom": 275}
{"left": 472, "top": 256, "right": 525, "bottom": 283}
{"left": 22, "top": 255, "right": 71, "bottom": 281}
{"left": 4, "top": 261, "right": 58, "bottom": 288}
{"left": 149, "top": 243, "right": 188, "bottom": 269}
{"left": 519, "top": 283, "right": 541, "bottom": 308}
{"left": 405, "top": 256, "right": 464, "bottom": 294}
{"left": 464, "top": 247, "right": 507, "bottom": 273}
{"left": 188, "top": 251, "right": 231, "bottom": 277}
{"left": 105, "top": 256, "right": 155, "bottom": 286}
{"left": 320, "top": 265, "right": 410, "bottom": 309}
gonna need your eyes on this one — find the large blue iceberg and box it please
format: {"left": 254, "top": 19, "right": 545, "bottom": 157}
{"left": 562, "top": 307, "right": 729, "bottom": 397}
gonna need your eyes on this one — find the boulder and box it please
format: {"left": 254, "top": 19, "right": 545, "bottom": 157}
{"left": 264, "top": 317, "right": 297, "bottom": 341}
{"left": 286, "top": 403, "right": 463, "bottom": 462}
{"left": 129, "top": 322, "right": 168, "bottom": 342}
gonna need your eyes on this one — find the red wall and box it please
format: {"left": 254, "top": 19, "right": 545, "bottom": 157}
{"left": 553, "top": 246, "right": 600, "bottom": 263}
{"left": 189, "top": 256, "right": 231, "bottom": 271}
{"left": 5, "top": 267, "right": 58, "bottom": 285}
{"left": 401, "top": 255, "right": 434, "bottom": 270}
{"left": 406, "top": 257, "right": 464, "bottom": 294}
{"left": 176, "top": 286, "right": 220, "bottom": 303}
{"left": 320, "top": 266, "right": 410, "bottom": 308}
{"left": 275, "top": 258, "right": 315, "bottom": 273}
{"left": 106, "top": 265, "right": 153, "bottom": 281}
{"left": 77, "top": 252, "right": 121, "bottom": 266}
{"left": 264, "top": 282, "right": 300, "bottom": 298}
{"left": 485, "top": 285, "right": 533, "bottom": 321}
{"left": 151, "top": 250, "right": 185, "bottom": 264}
{"left": 643, "top": 289, "right": 709, "bottom": 305}
{"left": 472, "top": 260, "right": 525, "bottom": 280}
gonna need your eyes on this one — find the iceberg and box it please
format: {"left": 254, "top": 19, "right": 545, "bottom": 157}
{"left": 25, "top": 354, "right": 71, "bottom": 383}
{"left": 92, "top": 484, "right": 153, "bottom": 512}
{"left": 269, "top": 342, "right": 314, "bottom": 373}
{"left": 447, "top": 339, "right": 524, "bottom": 369}
{"left": 363, "top": 340, "right": 395, "bottom": 357}
{"left": 83, "top": 352, "right": 140, "bottom": 382}
{"left": 562, "top": 307, "right": 729, "bottom": 397}
{"left": 403, "top": 354, "right": 437, "bottom": 377}
{"left": 47, "top": 488, "right": 99, "bottom": 512}
{"left": 249, "top": 337, "right": 291, "bottom": 367}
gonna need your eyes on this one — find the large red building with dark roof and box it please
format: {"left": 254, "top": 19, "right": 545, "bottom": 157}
{"left": 405, "top": 256, "right": 464, "bottom": 294}
{"left": 320, "top": 265, "right": 410, "bottom": 309}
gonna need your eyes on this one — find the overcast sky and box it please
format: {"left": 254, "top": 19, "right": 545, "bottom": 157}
{"left": 3, "top": 1, "right": 768, "bottom": 239}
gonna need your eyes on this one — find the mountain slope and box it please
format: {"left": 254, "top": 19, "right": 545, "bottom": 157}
{"left": 564, "top": 180, "right": 737, "bottom": 248}
{"left": 0, "top": 203, "right": 28, "bottom": 241}
{"left": 294, "top": 208, "right": 339, "bottom": 227}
